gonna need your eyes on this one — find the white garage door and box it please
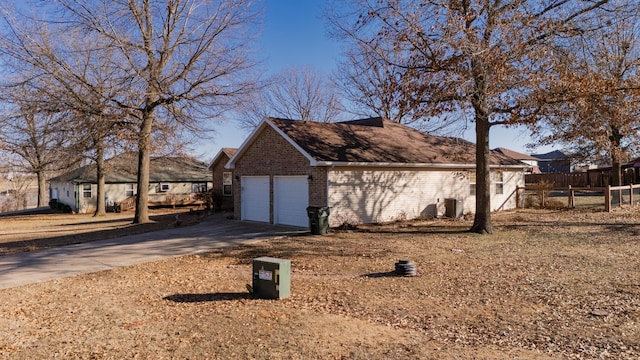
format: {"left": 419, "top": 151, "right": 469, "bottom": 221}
{"left": 241, "top": 176, "right": 270, "bottom": 223}
{"left": 274, "top": 176, "right": 309, "bottom": 227}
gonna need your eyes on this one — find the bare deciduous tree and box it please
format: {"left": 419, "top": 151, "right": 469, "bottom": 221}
{"left": 333, "top": 38, "right": 459, "bottom": 134}
{"left": 328, "top": 0, "right": 615, "bottom": 234}
{"left": 0, "top": 10, "right": 137, "bottom": 216}
{"left": 533, "top": 3, "right": 640, "bottom": 190}
{"left": 58, "top": 0, "right": 261, "bottom": 223}
{"left": 268, "top": 66, "right": 343, "bottom": 123}
{"left": 237, "top": 66, "right": 343, "bottom": 130}
{"left": 0, "top": 0, "right": 261, "bottom": 223}
{"left": 0, "top": 92, "right": 73, "bottom": 207}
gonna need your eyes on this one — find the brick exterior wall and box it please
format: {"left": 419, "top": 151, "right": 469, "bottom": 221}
{"left": 233, "top": 125, "right": 327, "bottom": 222}
{"left": 211, "top": 153, "right": 234, "bottom": 211}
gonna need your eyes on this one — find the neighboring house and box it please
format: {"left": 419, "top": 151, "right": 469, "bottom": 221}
{"left": 208, "top": 147, "right": 237, "bottom": 211}
{"left": 586, "top": 157, "right": 640, "bottom": 185}
{"left": 225, "top": 117, "right": 526, "bottom": 228}
{"left": 532, "top": 150, "right": 572, "bottom": 173}
{"left": 49, "top": 155, "right": 212, "bottom": 214}
{"left": 0, "top": 174, "right": 41, "bottom": 212}
{"left": 493, "top": 147, "right": 541, "bottom": 174}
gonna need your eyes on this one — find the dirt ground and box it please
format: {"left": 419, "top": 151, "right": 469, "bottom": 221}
{"left": 0, "top": 207, "right": 639, "bottom": 359}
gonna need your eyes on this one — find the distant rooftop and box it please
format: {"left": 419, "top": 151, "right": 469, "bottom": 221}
{"left": 493, "top": 147, "right": 540, "bottom": 161}
{"left": 532, "top": 150, "right": 569, "bottom": 160}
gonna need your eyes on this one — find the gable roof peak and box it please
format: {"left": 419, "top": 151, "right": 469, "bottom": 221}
{"left": 208, "top": 147, "right": 239, "bottom": 170}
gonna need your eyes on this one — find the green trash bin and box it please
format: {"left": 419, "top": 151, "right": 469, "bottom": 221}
{"left": 307, "top": 206, "right": 330, "bottom": 235}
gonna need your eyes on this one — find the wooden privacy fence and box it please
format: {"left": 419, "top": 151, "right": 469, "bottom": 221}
{"left": 516, "top": 184, "right": 640, "bottom": 212}
{"left": 525, "top": 172, "right": 607, "bottom": 187}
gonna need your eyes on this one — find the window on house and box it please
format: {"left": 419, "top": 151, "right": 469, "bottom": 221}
{"left": 82, "top": 184, "right": 92, "bottom": 198}
{"left": 223, "top": 172, "right": 233, "bottom": 197}
{"left": 125, "top": 184, "right": 135, "bottom": 197}
{"left": 495, "top": 171, "right": 504, "bottom": 195}
{"left": 469, "top": 171, "right": 476, "bottom": 196}
{"left": 159, "top": 183, "right": 170, "bottom": 192}
{"left": 192, "top": 182, "right": 207, "bottom": 193}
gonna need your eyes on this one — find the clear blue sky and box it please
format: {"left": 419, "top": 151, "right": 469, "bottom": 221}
{"left": 194, "top": 0, "right": 554, "bottom": 162}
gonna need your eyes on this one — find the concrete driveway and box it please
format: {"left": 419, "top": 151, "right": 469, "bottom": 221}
{"left": 0, "top": 213, "right": 306, "bottom": 290}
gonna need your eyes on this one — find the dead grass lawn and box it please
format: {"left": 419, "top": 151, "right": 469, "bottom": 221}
{"left": 0, "top": 208, "right": 639, "bottom": 359}
{"left": 0, "top": 208, "right": 206, "bottom": 255}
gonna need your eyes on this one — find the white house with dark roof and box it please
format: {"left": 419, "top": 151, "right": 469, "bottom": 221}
{"left": 225, "top": 117, "right": 527, "bottom": 228}
{"left": 49, "top": 155, "right": 212, "bottom": 213}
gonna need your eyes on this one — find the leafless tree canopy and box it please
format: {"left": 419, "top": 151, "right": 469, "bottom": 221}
{"left": 0, "top": 0, "right": 261, "bottom": 222}
{"left": 332, "top": 32, "right": 459, "bottom": 135}
{"left": 0, "top": 12, "right": 143, "bottom": 215}
{"left": 0, "top": 83, "right": 78, "bottom": 207}
{"left": 327, "top": 0, "right": 618, "bottom": 233}
{"left": 237, "top": 66, "right": 343, "bottom": 130}
{"left": 268, "top": 66, "right": 343, "bottom": 123}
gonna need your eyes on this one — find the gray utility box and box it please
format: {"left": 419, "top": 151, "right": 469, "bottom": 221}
{"left": 445, "top": 198, "right": 463, "bottom": 218}
{"left": 252, "top": 257, "right": 291, "bottom": 299}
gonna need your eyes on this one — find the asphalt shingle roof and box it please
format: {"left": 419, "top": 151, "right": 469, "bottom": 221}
{"left": 268, "top": 117, "right": 522, "bottom": 166}
{"left": 49, "top": 155, "right": 211, "bottom": 183}
{"left": 493, "top": 147, "right": 540, "bottom": 161}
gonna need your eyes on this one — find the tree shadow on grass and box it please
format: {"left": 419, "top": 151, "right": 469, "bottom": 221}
{"left": 163, "top": 292, "right": 253, "bottom": 303}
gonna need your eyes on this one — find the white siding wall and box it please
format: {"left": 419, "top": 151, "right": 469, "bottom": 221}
{"left": 105, "top": 183, "right": 132, "bottom": 205}
{"left": 50, "top": 181, "right": 78, "bottom": 211}
{"left": 50, "top": 181, "right": 213, "bottom": 214}
{"left": 328, "top": 168, "right": 467, "bottom": 226}
{"left": 327, "top": 168, "right": 524, "bottom": 227}
{"left": 465, "top": 169, "right": 524, "bottom": 214}
{"left": 78, "top": 184, "right": 97, "bottom": 213}
{"left": 495, "top": 169, "right": 524, "bottom": 210}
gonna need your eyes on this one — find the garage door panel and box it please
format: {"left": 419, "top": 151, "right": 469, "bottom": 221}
{"left": 241, "top": 176, "right": 270, "bottom": 223}
{"left": 274, "top": 176, "right": 308, "bottom": 227}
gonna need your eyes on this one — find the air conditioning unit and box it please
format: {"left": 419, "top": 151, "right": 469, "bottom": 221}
{"left": 445, "top": 198, "right": 463, "bottom": 218}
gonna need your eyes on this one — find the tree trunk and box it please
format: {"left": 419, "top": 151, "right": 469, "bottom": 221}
{"left": 36, "top": 169, "right": 47, "bottom": 207}
{"left": 610, "top": 125, "right": 623, "bottom": 205}
{"left": 94, "top": 141, "right": 106, "bottom": 217}
{"left": 469, "top": 52, "right": 493, "bottom": 234}
{"left": 611, "top": 159, "right": 622, "bottom": 186}
{"left": 470, "top": 115, "right": 494, "bottom": 234}
{"left": 133, "top": 109, "right": 153, "bottom": 224}
{"left": 610, "top": 151, "right": 622, "bottom": 206}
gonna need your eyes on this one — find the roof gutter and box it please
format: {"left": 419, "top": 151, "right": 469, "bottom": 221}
{"left": 312, "top": 161, "right": 527, "bottom": 169}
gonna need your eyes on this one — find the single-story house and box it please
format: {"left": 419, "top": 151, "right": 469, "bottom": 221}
{"left": 493, "top": 147, "right": 541, "bottom": 174}
{"left": 207, "top": 147, "right": 237, "bottom": 211}
{"left": 225, "top": 117, "right": 526, "bottom": 228}
{"left": 532, "top": 150, "right": 572, "bottom": 173}
{"left": 49, "top": 155, "right": 212, "bottom": 213}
